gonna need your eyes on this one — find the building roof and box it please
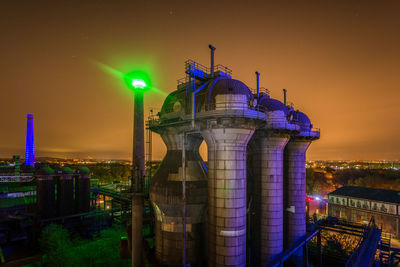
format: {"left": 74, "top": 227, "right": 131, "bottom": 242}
{"left": 329, "top": 186, "right": 400, "bottom": 204}
{"left": 259, "top": 97, "right": 288, "bottom": 115}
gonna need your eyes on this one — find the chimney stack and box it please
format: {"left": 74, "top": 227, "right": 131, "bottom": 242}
{"left": 283, "top": 89, "right": 287, "bottom": 106}
{"left": 25, "top": 114, "right": 35, "bottom": 167}
{"left": 256, "top": 71, "right": 260, "bottom": 99}
{"left": 209, "top": 44, "right": 216, "bottom": 78}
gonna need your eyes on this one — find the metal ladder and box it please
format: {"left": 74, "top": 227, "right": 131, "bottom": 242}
{"left": 379, "top": 232, "right": 392, "bottom": 266}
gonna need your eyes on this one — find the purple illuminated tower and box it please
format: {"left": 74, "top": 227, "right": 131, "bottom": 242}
{"left": 25, "top": 114, "right": 35, "bottom": 167}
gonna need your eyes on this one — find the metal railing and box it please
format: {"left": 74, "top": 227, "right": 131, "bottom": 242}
{"left": 250, "top": 87, "right": 270, "bottom": 96}
{"left": 185, "top": 59, "right": 209, "bottom": 74}
{"left": 345, "top": 217, "right": 381, "bottom": 267}
{"left": 214, "top": 64, "right": 232, "bottom": 76}
{"left": 177, "top": 60, "right": 233, "bottom": 87}
{"left": 147, "top": 102, "right": 321, "bottom": 135}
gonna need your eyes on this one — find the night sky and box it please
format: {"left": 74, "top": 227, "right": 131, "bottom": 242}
{"left": 1, "top": 0, "right": 399, "bottom": 160}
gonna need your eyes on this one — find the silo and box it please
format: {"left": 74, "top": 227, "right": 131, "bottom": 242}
{"left": 284, "top": 110, "right": 319, "bottom": 265}
{"left": 149, "top": 90, "right": 208, "bottom": 267}
{"left": 36, "top": 166, "right": 56, "bottom": 218}
{"left": 198, "top": 78, "right": 256, "bottom": 267}
{"left": 75, "top": 167, "right": 91, "bottom": 213}
{"left": 56, "top": 167, "right": 74, "bottom": 216}
{"left": 248, "top": 94, "right": 298, "bottom": 265}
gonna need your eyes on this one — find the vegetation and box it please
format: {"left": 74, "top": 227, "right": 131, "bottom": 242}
{"left": 86, "top": 163, "right": 131, "bottom": 184}
{"left": 31, "top": 224, "right": 131, "bottom": 267}
{"left": 306, "top": 168, "right": 400, "bottom": 195}
{"left": 65, "top": 162, "right": 159, "bottom": 185}
{"left": 308, "top": 232, "right": 356, "bottom": 267}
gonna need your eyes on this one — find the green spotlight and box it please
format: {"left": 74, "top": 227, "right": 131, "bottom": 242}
{"left": 131, "top": 79, "right": 146, "bottom": 89}
{"left": 124, "top": 70, "right": 151, "bottom": 91}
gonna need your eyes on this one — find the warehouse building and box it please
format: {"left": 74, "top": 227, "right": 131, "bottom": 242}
{"left": 328, "top": 186, "right": 400, "bottom": 238}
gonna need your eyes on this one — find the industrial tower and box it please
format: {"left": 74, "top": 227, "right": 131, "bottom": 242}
{"left": 148, "top": 46, "right": 320, "bottom": 267}
{"left": 25, "top": 114, "right": 35, "bottom": 167}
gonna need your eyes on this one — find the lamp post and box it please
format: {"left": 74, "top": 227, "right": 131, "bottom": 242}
{"left": 130, "top": 78, "right": 146, "bottom": 267}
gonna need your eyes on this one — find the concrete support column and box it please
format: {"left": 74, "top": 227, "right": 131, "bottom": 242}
{"left": 284, "top": 138, "right": 311, "bottom": 265}
{"left": 202, "top": 127, "right": 254, "bottom": 267}
{"left": 131, "top": 195, "right": 143, "bottom": 267}
{"left": 250, "top": 132, "right": 289, "bottom": 265}
{"left": 150, "top": 129, "right": 208, "bottom": 266}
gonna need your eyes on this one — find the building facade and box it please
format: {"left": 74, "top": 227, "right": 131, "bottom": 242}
{"left": 328, "top": 186, "right": 400, "bottom": 238}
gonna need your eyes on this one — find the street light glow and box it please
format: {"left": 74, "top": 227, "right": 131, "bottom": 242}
{"left": 131, "top": 79, "right": 146, "bottom": 89}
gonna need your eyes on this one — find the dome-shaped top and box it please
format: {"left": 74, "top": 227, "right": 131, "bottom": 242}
{"left": 199, "top": 77, "right": 253, "bottom": 111}
{"left": 260, "top": 98, "right": 288, "bottom": 115}
{"left": 37, "top": 166, "right": 55, "bottom": 175}
{"left": 62, "top": 166, "right": 74, "bottom": 174}
{"left": 207, "top": 77, "right": 253, "bottom": 98}
{"left": 256, "top": 92, "right": 270, "bottom": 102}
{"left": 291, "top": 110, "right": 312, "bottom": 130}
{"left": 77, "top": 166, "right": 90, "bottom": 175}
{"left": 160, "top": 90, "right": 185, "bottom": 115}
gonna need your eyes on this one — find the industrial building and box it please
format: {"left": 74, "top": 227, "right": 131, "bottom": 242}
{"left": 0, "top": 113, "right": 98, "bottom": 263}
{"left": 328, "top": 186, "right": 400, "bottom": 239}
{"left": 148, "top": 46, "right": 320, "bottom": 266}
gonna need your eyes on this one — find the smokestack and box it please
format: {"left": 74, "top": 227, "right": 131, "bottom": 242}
{"left": 209, "top": 44, "right": 216, "bottom": 78}
{"left": 283, "top": 89, "right": 287, "bottom": 106}
{"left": 131, "top": 88, "right": 145, "bottom": 267}
{"left": 25, "top": 114, "right": 35, "bottom": 167}
{"left": 255, "top": 71, "right": 260, "bottom": 99}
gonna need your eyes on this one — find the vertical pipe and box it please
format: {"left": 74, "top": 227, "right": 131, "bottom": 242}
{"left": 209, "top": 44, "right": 216, "bottom": 78}
{"left": 182, "top": 133, "right": 187, "bottom": 267}
{"left": 283, "top": 89, "right": 287, "bottom": 106}
{"left": 303, "top": 243, "right": 309, "bottom": 267}
{"left": 317, "top": 231, "right": 322, "bottom": 267}
{"left": 255, "top": 72, "right": 260, "bottom": 99}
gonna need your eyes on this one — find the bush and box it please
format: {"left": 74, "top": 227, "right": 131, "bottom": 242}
{"left": 39, "top": 224, "right": 130, "bottom": 267}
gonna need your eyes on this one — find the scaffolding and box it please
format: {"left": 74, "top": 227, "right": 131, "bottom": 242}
{"left": 145, "top": 109, "right": 154, "bottom": 195}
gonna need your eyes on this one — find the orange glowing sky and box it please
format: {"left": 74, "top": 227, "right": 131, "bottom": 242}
{"left": 1, "top": 0, "right": 399, "bottom": 160}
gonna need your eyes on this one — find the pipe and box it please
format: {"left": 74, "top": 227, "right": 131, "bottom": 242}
{"left": 182, "top": 133, "right": 187, "bottom": 266}
{"left": 209, "top": 44, "right": 216, "bottom": 78}
{"left": 191, "top": 81, "right": 210, "bottom": 128}
{"left": 256, "top": 71, "right": 260, "bottom": 99}
{"left": 283, "top": 89, "right": 287, "bottom": 106}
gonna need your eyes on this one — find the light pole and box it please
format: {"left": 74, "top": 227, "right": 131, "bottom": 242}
{"left": 130, "top": 78, "right": 146, "bottom": 267}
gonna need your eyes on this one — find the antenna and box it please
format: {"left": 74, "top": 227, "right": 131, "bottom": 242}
{"left": 255, "top": 72, "right": 260, "bottom": 99}
{"left": 209, "top": 44, "right": 216, "bottom": 78}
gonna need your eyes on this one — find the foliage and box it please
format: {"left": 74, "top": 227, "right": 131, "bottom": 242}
{"left": 39, "top": 224, "right": 72, "bottom": 266}
{"left": 306, "top": 168, "right": 335, "bottom": 195}
{"left": 38, "top": 224, "right": 131, "bottom": 267}
{"left": 85, "top": 163, "right": 131, "bottom": 184}
{"left": 321, "top": 232, "right": 355, "bottom": 258}
{"left": 307, "top": 167, "right": 400, "bottom": 195}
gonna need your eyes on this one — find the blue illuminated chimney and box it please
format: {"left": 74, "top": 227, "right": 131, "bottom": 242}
{"left": 25, "top": 114, "right": 35, "bottom": 167}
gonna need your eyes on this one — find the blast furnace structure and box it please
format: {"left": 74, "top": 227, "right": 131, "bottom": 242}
{"left": 149, "top": 46, "right": 320, "bottom": 267}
